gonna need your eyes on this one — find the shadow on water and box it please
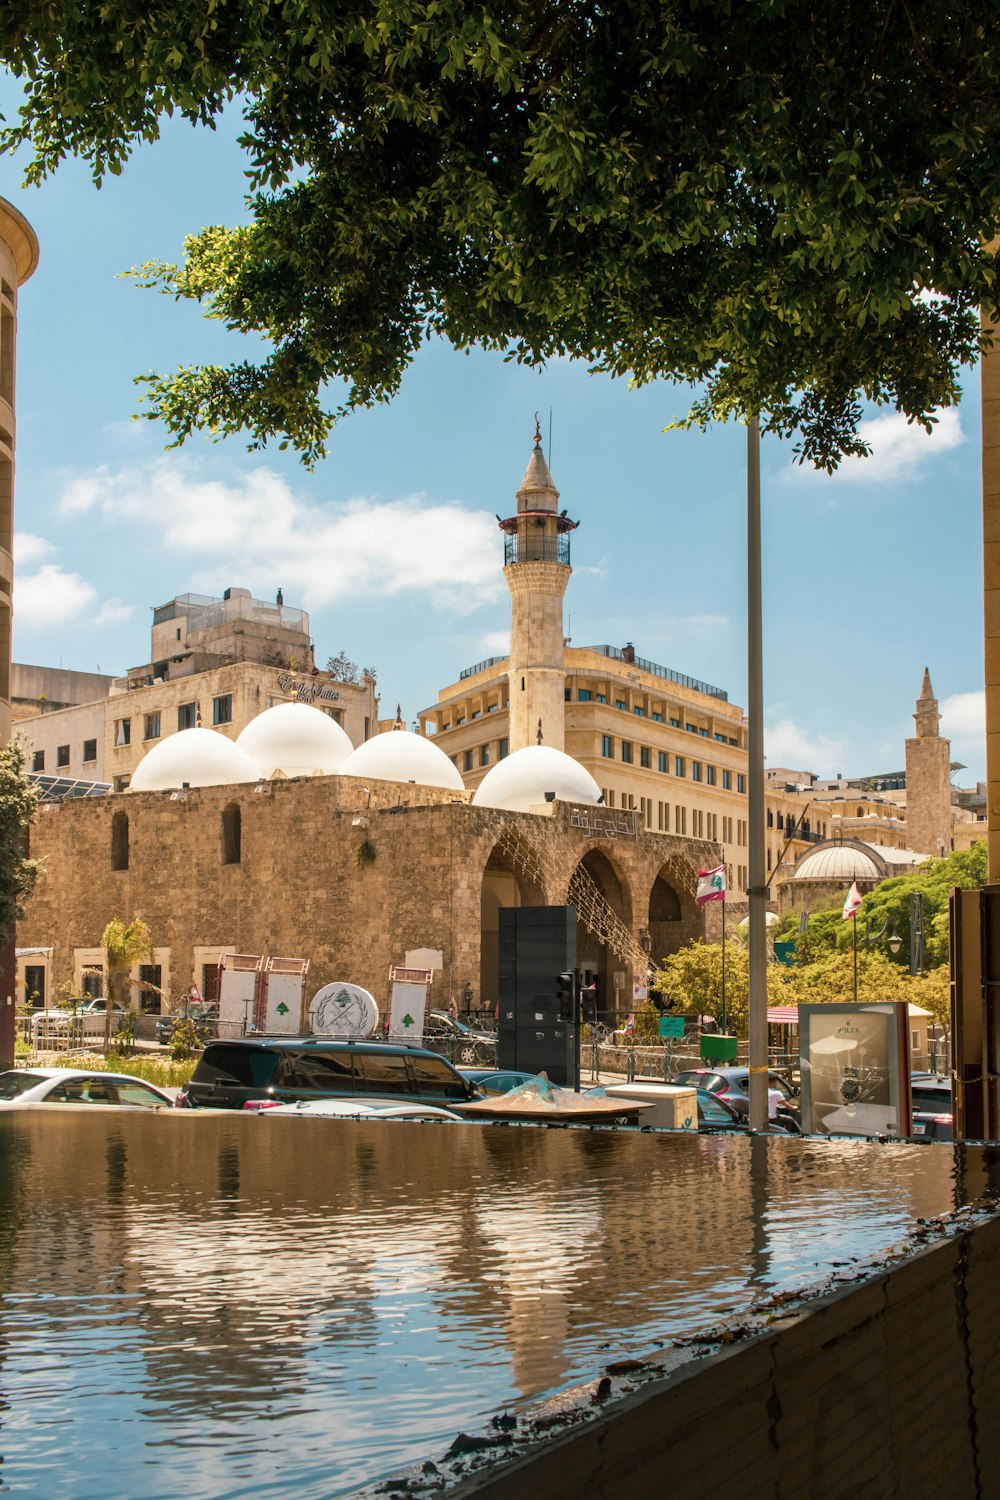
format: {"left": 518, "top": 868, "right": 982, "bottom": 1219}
{"left": 0, "top": 1111, "right": 992, "bottom": 1500}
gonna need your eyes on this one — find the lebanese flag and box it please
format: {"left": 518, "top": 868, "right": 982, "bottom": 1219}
{"left": 842, "top": 881, "right": 862, "bottom": 920}
{"left": 695, "top": 865, "right": 727, "bottom": 905}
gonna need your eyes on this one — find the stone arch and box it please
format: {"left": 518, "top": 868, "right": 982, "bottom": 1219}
{"left": 479, "top": 838, "right": 546, "bottom": 1007}
{"left": 648, "top": 871, "right": 684, "bottom": 964}
{"left": 570, "top": 847, "right": 634, "bottom": 1024}
{"left": 111, "top": 810, "right": 129, "bottom": 871}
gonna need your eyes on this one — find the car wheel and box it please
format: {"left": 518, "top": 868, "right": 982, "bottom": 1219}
{"left": 456, "top": 1042, "right": 479, "bottom": 1065}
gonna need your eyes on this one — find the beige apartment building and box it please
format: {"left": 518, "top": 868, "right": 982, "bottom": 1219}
{"left": 16, "top": 586, "right": 379, "bottom": 787}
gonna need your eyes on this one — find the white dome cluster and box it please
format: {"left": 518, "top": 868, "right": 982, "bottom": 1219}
{"left": 128, "top": 704, "right": 465, "bottom": 793}
{"left": 473, "top": 744, "right": 601, "bottom": 813}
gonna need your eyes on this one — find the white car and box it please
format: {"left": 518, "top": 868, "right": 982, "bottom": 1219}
{"left": 0, "top": 1068, "right": 174, "bottom": 1109}
{"left": 254, "top": 1098, "right": 463, "bottom": 1121}
{"left": 31, "top": 1000, "right": 126, "bottom": 1042}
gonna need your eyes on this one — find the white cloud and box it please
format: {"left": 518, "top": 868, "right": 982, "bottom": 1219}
{"left": 765, "top": 717, "right": 845, "bottom": 776}
{"left": 95, "top": 597, "right": 134, "bottom": 626}
{"left": 478, "top": 630, "right": 510, "bottom": 657}
{"left": 791, "top": 408, "right": 965, "bottom": 486}
{"left": 15, "top": 564, "right": 97, "bottom": 627}
{"left": 940, "top": 689, "right": 985, "bottom": 747}
{"left": 57, "top": 459, "right": 503, "bottom": 614}
{"left": 13, "top": 532, "right": 53, "bottom": 567}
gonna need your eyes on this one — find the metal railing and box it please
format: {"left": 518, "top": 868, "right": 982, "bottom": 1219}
{"left": 458, "top": 657, "right": 506, "bottom": 681}
{"left": 503, "top": 533, "right": 571, "bottom": 566}
{"left": 588, "top": 646, "right": 728, "bottom": 701}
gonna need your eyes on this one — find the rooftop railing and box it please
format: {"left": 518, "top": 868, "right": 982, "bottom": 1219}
{"left": 587, "top": 645, "right": 728, "bottom": 701}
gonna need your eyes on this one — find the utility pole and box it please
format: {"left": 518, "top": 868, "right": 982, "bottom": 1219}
{"left": 747, "top": 415, "right": 769, "bottom": 1131}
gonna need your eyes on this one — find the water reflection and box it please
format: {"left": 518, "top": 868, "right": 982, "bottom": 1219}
{"left": 0, "top": 1112, "right": 993, "bottom": 1500}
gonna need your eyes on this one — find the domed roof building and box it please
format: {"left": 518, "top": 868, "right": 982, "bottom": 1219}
{"left": 340, "top": 727, "right": 465, "bottom": 791}
{"left": 236, "top": 702, "right": 353, "bottom": 779}
{"left": 129, "top": 727, "right": 260, "bottom": 792}
{"left": 777, "top": 837, "right": 927, "bottom": 916}
{"left": 792, "top": 844, "right": 885, "bottom": 883}
{"left": 473, "top": 744, "right": 601, "bottom": 813}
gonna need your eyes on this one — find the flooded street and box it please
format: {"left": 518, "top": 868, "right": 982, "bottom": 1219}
{"left": 0, "top": 1112, "right": 995, "bottom": 1498}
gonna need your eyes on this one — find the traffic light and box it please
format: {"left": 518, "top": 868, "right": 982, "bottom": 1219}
{"left": 556, "top": 970, "right": 576, "bottom": 1021}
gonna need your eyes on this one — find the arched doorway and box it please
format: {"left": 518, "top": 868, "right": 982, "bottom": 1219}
{"left": 570, "top": 848, "right": 631, "bottom": 1024}
{"left": 480, "top": 842, "right": 545, "bottom": 1008}
{"left": 649, "top": 871, "right": 685, "bottom": 966}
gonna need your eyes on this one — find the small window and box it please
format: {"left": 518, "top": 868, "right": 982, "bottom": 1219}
{"left": 81, "top": 969, "right": 104, "bottom": 1000}
{"left": 634, "top": 706, "right": 645, "bottom": 717}
{"left": 658, "top": 751, "right": 667, "bottom": 773}
{"left": 596, "top": 693, "right": 607, "bottom": 704}
{"left": 463, "top": 750, "right": 474, "bottom": 771}
{"left": 737, "top": 774, "right": 746, "bottom": 793}
{"left": 144, "top": 713, "right": 161, "bottom": 740}
{"left": 686, "top": 723, "right": 697, "bottom": 734}
{"left": 178, "top": 703, "right": 197, "bottom": 731}
{"left": 480, "top": 745, "right": 490, "bottom": 767}
{"left": 692, "top": 761, "right": 702, "bottom": 782}
{"left": 670, "top": 717, "right": 680, "bottom": 728}
{"left": 114, "top": 718, "right": 131, "bottom": 747}
{"left": 138, "top": 964, "right": 163, "bottom": 1015}
{"left": 621, "top": 741, "right": 633, "bottom": 764}
{"left": 723, "top": 770, "right": 732, "bottom": 790}
{"left": 640, "top": 746, "right": 651, "bottom": 769}
{"left": 31, "top": 750, "right": 44, "bottom": 772}
{"left": 498, "top": 738, "right": 509, "bottom": 760}
{"left": 111, "top": 810, "right": 129, "bottom": 871}
{"left": 82, "top": 739, "right": 97, "bottom": 763}
{"left": 56, "top": 744, "right": 70, "bottom": 768}
{"left": 675, "top": 757, "right": 686, "bottom": 777}
{"left": 472, "top": 709, "right": 482, "bottom": 719}
{"left": 578, "top": 689, "right": 592, "bottom": 702}
{"left": 616, "top": 700, "right": 627, "bottom": 711}
{"left": 767, "top": 810, "right": 774, "bottom": 827}
{"left": 602, "top": 735, "right": 613, "bottom": 758}
{"left": 213, "top": 695, "right": 233, "bottom": 726}
{"left": 221, "top": 804, "right": 241, "bottom": 865}
{"left": 113, "top": 776, "right": 130, "bottom": 793}
{"left": 707, "top": 765, "right": 716, "bottom": 786}
{"left": 652, "top": 712, "right": 663, "bottom": 722}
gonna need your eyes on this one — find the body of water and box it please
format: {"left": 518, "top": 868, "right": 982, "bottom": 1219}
{"left": 0, "top": 1111, "right": 995, "bottom": 1498}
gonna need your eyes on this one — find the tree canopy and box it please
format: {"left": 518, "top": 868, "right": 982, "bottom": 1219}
{"left": 3, "top": 2, "right": 1000, "bottom": 465}
{"left": 0, "top": 741, "right": 39, "bottom": 945}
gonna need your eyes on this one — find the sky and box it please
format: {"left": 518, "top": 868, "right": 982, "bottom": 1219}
{"left": 0, "top": 85, "right": 987, "bottom": 785}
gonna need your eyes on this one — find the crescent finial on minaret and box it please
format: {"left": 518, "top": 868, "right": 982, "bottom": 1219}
{"left": 533, "top": 412, "right": 542, "bottom": 447}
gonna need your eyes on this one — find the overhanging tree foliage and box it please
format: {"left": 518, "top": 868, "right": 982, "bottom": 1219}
{"left": 0, "top": 741, "right": 39, "bottom": 944}
{"left": 3, "top": 2, "right": 1000, "bottom": 465}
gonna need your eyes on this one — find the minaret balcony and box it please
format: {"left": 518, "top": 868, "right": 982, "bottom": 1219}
{"left": 504, "top": 532, "right": 571, "bottom": 567}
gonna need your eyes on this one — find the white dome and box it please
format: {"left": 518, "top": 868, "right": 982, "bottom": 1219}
{"left": 793, "top": 844, "right": 882, "bottom": 881}
{"left": 129, "top": 728, "right": 260, "bottom": 792}
{"left": 472, "top": 744, "right": 601, "bottom": 813}
{"left": 339, "top": 729, "right": 465, "bottom": 790}
{"left": 236, "top": 702, "right": 353, "bottom": 778}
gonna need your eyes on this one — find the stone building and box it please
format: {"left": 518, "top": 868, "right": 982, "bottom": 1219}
{"left": 17, "top": 715, "right": 717, "bottom": 1018}
{"left": 15, "top": 586, "right": 379, "bottom": 787}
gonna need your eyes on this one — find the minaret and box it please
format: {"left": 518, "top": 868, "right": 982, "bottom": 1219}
{"left": 904, "top": 668, "right": 953, "bottom": 857}
{"left": 499, "top": 420, "right": 577, "bottom": 752}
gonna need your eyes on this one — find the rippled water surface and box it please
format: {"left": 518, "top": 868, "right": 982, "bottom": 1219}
{"left": 0, "top": 1113, "right": 996, "bottom": 1498}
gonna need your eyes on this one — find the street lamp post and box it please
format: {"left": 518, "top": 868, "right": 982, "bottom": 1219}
{"left": 747, "top": 415, "right": 769, "bottom": 1132}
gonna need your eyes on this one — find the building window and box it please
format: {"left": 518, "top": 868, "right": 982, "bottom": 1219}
{"left": 81, "top": 968, "right": 104, "bottom": 1000}
{"left": 670, "top": 717, "right": 680, "bottom": 728}
{"left": 113, "top": 776, "right": 130, "bottom": 793}
{"left": 723, "top": 770, "right": 731, "bottom": 790}
{"left": 578, "top": 689, "right": 592, "bottom": 702}
{"left": 715, "top": 732, "right": 727, "bottom": 743}
{"left": 658, "top": 751, "right": 667, "bottom": 773}
{"left": 652, "top": 712, "right": 663, "bottom": 723}
{"left": 778, "top": 812, "right": 785, "bottom": 829}
{"left": 602, "top": 735, "right": 613, "bottom": 758}
{"left": 621, "top": 741, "right": 633, "bottom": 764}
{"left": 640, "top": 746, "right": 651, "bottom": 769}
{"left": 706, "top": 765, "right": 716, "bottom": 786}
{"left": 675, "top": 757, "right": 685, "bottom": 777}
{"left": 177, "top": 703, "right": 196, "bottom": 731}
{"left": 472, "top": 709, "right": 482, "bottom": 718}
{"left": 82, "top": 739, "right": 97, "bottom": 763}
{"left": 767, "top": 810, "right": 774, "bottom": 827}
{"left": 138, "top": 964, "right": 163, "bottom": 1015}
{"left": 221, "top": 804, "right": 241, "bottom": 865}
{"left": 480, "top": 745, "right": 490, "bottom": 767}
{"left": 616, "top": 700, "right": 627, "bottom": 711}
{"left": 596, "top": 693, "right": 607, "bottom": 704}
{"left": 677, "top": 806, "right": 687, "bottom": 835}
{"left": 144, "top": 713, "right": 161, "bottom": 741}
{"left": 213, "top": 695, "right": 233, "bottom": 726}
{"left": 498, "top": 738, "right": 509, "bottom": 760}
{"left": 56, "top": 745, "right": 70, "bottom": 768}
{"left": 463, "top": 750, "right": 474, "bottom": 771}
{"left": 111, "top": 810, "right": 129, "bottom": 871}
{"left": 488, "top": 703, "right": 498, "bottom": 713}
{"left": 737, "top": 774, "right": 746, "bottom": 793}
{"left": 686, "top": 723, "right": 697, "bottom": 733}
{"left": 634, "top": 706, "right": 645, "bottom": 717}
{"left": 692, "top": 761, "right": 702, "bottom": 782}
{"left": 606, "top": 789, "right": 615, "bottom": 808}
{"left": 31, "top": 750, "right": 44, "bottom": 772}
{"left": 114, "top": 718, "right": 131, "bottom": 747}
{"left": 456, "top": 716, "right": 465, "bottom": 726}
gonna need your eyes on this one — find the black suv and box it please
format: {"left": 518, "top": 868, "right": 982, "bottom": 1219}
{"left": 155, "top": 1004, "right": 219, "bottom": 1047}
{"left": 175, "top": 1037, "right": 479, "bottom": 1110}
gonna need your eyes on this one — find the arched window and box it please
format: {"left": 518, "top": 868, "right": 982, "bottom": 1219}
{"left": 111, "top": 810, "right": 129, "bottom": 871}
{"left": 221, "top": 804, "right": 241, "bottom": 865}
{"left": 857, "top": 806, "right": 865, "bottom": 818}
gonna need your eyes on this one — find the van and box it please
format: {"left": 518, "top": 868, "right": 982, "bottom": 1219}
{"left": 175, "top": 1037, "right": 478, "bottom": 1111}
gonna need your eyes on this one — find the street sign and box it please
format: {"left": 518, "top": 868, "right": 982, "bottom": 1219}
{"left": 659, "top": 1015, "right": 685, "bottom": 1039}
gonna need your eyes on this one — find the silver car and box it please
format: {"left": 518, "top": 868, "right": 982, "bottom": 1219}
{"left": 0, "top": 1068, "right": 173, "bottom": 1109}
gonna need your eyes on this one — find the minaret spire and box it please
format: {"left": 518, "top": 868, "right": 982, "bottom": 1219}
{"left": 914, "top": 667, "right": 940, "bottom": 739}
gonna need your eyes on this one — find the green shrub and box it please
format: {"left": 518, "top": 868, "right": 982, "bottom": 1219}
{"left": 168, "top": 1018, "right": 203, "bottom": 1062}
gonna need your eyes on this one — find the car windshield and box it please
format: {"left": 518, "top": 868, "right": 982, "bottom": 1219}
{"left": 698, "top": 1093, "right": 737, "bottom": 1124}
{"left": 675, "top": 1071, "right": 725, "bottom": 1092}
{"left": 0, "top": 1071, "right": 49, "bottom": 1100}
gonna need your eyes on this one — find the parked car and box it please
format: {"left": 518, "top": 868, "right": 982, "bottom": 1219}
{"left": 254, "top": 1098, "right": 464, "bottom": 1121}
{"left": 673, "top": 1067, "right": 799, "bottom": 1121}
{"left": 910, "top": 1073, "right": 953, "bottom": 1141}
{"left": 31, "top": 1000, "right": 127, "bottom": 1043}
{"left": 422, "top": 1012, "right": 497, "bottom": 1066}
{"left": 155, "top": 1004, "right": 219, "bottom": 1047}
{"left": 0, "top": 1068, "right": 173, "bottom": 1109}
{"left": 458, "top": 1068, "right": 539, "bottom": 1096}
{"left": 175, "top": 1037, "right": 480, "bottom": 1110}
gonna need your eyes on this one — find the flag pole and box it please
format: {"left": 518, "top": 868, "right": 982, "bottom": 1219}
{"left": 721, "top": 895, "right": 727, "bottom": 1034}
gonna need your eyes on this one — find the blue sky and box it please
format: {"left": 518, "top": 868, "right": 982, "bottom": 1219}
{"left": 0, "top": 88, "right": 986, "bottom": 783}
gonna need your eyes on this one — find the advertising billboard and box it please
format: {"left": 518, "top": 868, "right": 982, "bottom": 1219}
{"left": 798, "top": 1002, "right": 911, "bottom": 1137}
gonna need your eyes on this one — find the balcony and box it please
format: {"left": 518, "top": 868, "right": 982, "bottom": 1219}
{"left": 504, "top": 533, "right": 572, "bottom": 567}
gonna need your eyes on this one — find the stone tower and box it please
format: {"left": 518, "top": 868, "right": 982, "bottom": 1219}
{"left": 499, "top": 423, "right": 577, "bottom": 752}
{"left": 904, "top": 668, "right": 953, "bottom": 857}
{"left": 0, "top": 199, "right": 38, "bottom": 746}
